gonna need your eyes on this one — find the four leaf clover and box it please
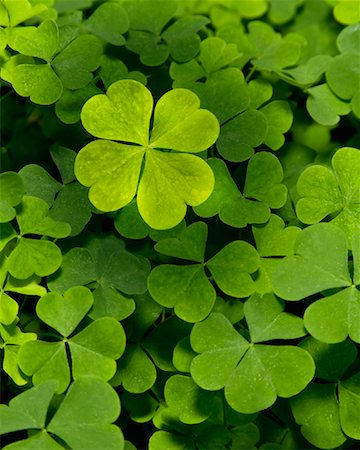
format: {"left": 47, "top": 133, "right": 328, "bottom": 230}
{"left": 75, "top": 79, "right": 219, "bottom": 229}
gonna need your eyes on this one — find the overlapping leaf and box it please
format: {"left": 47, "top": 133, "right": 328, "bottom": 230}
{"left": 194, "top": 155, "right": 287, "bottom": 227}
{"left": 296, "top": 147, "right": 360, "bottom": 246}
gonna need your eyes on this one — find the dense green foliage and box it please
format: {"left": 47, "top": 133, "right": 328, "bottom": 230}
{"left": 0, "top": 0, "right": 360, "bottom": 449}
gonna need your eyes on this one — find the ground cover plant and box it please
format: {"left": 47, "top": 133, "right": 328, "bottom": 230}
{"left": 0, "top": 0, "right": 359, "bottom": 448}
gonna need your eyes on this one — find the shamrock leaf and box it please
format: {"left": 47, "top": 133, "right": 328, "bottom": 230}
{"left": 83, "top": 2, "right": 129, "bottom": 46}
{"left": 194, "top": 154, "right": 287, "bottom": 227}
{"left": 217, "top": 108, "right": 268, "bottom": 161}
{"left": 6, "top": 19, "right": 103, "bottom": 105}
{"left": 0, "top": 0, "right": 49, "bottom": 27}
{"left": 175, "top": 68, "right": 250, "bottom": 125}
{"left": 115, "top": 343, "right": 157, "bottom": 393}
{"left": 244, "top": 293, "right": 306, "bottom": 342}
{"left": 206, "top": 240, "right": 260, "bottom": 298}
{"left": 48, "top": 233, "right": 149, "bottom": 320}
{"left": 272, "top": 223, "right": 352, "bottom": 301}
{"left": 4, "top": 196, "right": 70, "bottom": 279}
{"left": 18, "top": 286, "right": 126, "bottom": 392}
{"left": 259, "top": 100, "right": 293, "bottom": 150}
{"left": 75, "top": 80, "right": 219, "bottom": 229}
{"left": 164, "top": 375, "right": 214, "bottom": 424}
{"left": 252, "top": 214, "right": 301, "bottom": 294}
{"left": 125, "top": 0, "right": 208, "bottom": 66}
{"left": 248, "top": 21, "right": 302, "bottom": 71}
{"left": 0, "top": 322, "right": 37, "bottom": 385}
{"left": 296, "top": 147, "right": 360, "bottom": 245}
{"left": 0, "top": 172, "right": 24, "bottom": 223}
{"left": 190, "top": 313, "right": 314, "bottom": 413}
{"left": 306, "top": 84, "right": 351, "bottom": 126}
{"left": 268, "top": 0, "right": 305, "bottom": 25}
{"left": 291, "top": 383, "right": 347, "bottom": 449}
{"left": 20, "top": 156, "right": 93, "bottom": 237}
{"left": 0, "top": 377, "right": 124, "bottom": 450}
{"left": 299, "top": 336, "right": 357, "bottom": 381}
{"left": 0, "top": 254, "right": 46, "bottom": 325}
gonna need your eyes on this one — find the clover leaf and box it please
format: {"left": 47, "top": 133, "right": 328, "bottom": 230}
{"left": 0, "top": 377, "right": 124, "bottom": 450}
{"left": 296, "top": 147, "right": 360, "bottom": 245}
{"left": 190, "top": 313, "right": 314, "bottom": 413}
{"left": 83, "top": 2, "right": 129, "bottom": 46}
{"left": 125, "top": 0, "right": 208, "bottom": 66}
{"left": 291, "top": 383, "right": 347, "bottom": 449}
{"left": 0, "top": 322, "right": 36, "bottom": 386}
{"left": 0, "top": 254, "right": 46, "bottom": 325}
{"left": 75, "top": 80, "right": 219, "bottom": 229}
{"left": 306, "top": 84, "right": 351, "bottom": 126}
{"left": 0, "top": 0, "right": 50, "bottom": 27}
{"left": 4, "top": 196, "right": 70, "bottom": 280}
{"left": 194, "top": 154, "right": 287, "bottom": 227}
{"left": 252, "top": 214, "right": 301, "bottom": 294}
{"left": 18, "top": 286, "right": 126, "bottom": 392}
{"left": 272, "top": 223, "right": 352, "bottom": 301}
{"left": 244, "top": 293, "right": 306, "bottom": 342}
{"left": 149, "top": 222, "right": 259, "bottom": 321}
{"left": 268, "top": 0, "right": 305, "bottom": 25}
{"left": 6, "top": 19, "right": 103, "bottom": 105}
{"left": 0, "top": 172, "right": 24, "bottom": 223}
{"left": 164, "top": 375, "right": 215, "bottom": 424}
{"left": 333, "top": 0, "right": 360, "bottom": 24}
{"left": 47, "top": 233, "right": 149, "bottom": 320}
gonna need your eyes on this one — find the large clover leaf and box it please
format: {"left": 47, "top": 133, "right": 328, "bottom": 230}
{"left": 190, "top": 313, "right": 314, "bottom": 413}
{"left": 75, "top": 80, "right": 219, "bottom": 229}
{"left": 148, "top": 222, "right": 259, "bottom": 322}
{"left": 194, "top": 155, "right": 287, "bottom": 228}
{"left": 296, "top": 147, "right": 360, "bottom": 246}
{"left": 0, "top": 377, "right": 124, "bottom": 450}
{"left": 47, "top": 233, "right": 150, "bottom": 321}
{"left": 18, "top": 286, "right": 126, "bottom": 392}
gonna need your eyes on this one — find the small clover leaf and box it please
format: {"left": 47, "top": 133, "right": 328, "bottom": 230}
{"left": 272, "top": 223, "right": 352, "bottom": 301}
{"left": 48, "top": 234, "right": 149, "bottom": 320}
{"left": 122, "top": 391, "right": 158, "bottom": 423}
{"left": 198, "top": 37, "right": 240, "bottom": 75}
{"left": 259, "top": 100, "right": 293, "bottom": 150}
{"left": 252, "top": 214, "right": 301, "bottom": 294}
{"left": 148, "top": 264, "right": 216, "bottom": 323}
{"left": 326, "top": 54, "right": 360, "bottom": 102}
{"left": 296, "top": 147, "right": 360, "bottom": 245}
{"left": 244, "top": 293, "right": 306, "bottom": 342}
{"left": 337, "top": 23, "right": 360, "bottom": 55}
{"left": 206, "top": 241, "right": 260, "bottom": 298}
{"left": 154, "top": 221, "right": 208, "bottom": 263}
{"left": 18, "top": 287, "right": 126, "bottom": 392}
{"left": 0, "top": 172, "right": 24, "bottom": 223}
{"left": 194, "top": 154, "right": 287, "bottom": 227}
{"left": 306, "top": 84, "right": 351, "bottom": 126}
{"left": 0, "top": 322, "right": 37, "bottom": 386}
{"left": 268, "top": 0, "right": 305, "bottom": 25}
{"left": 304, "top": 286, "right": 360, "bottom": 343}
{"left": 0, "top": 378, "right": 124, "bottom": 450}
{"left": 75, "top": 80, "right": 219, "bottom": 229}
{"left": 190, "top": 313, "right": 314, "bottom": 414}
{"left": 99, "top": 55, "right": 147, "bottom": 90}
{"left": 164, "top": 375, "right": 215, "bottom": 424}
{"left": 115, "top": 343, "right": 157, "bottom": 393}
{"left": 83, "top": 2, "right": 129, "bottom": 46}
